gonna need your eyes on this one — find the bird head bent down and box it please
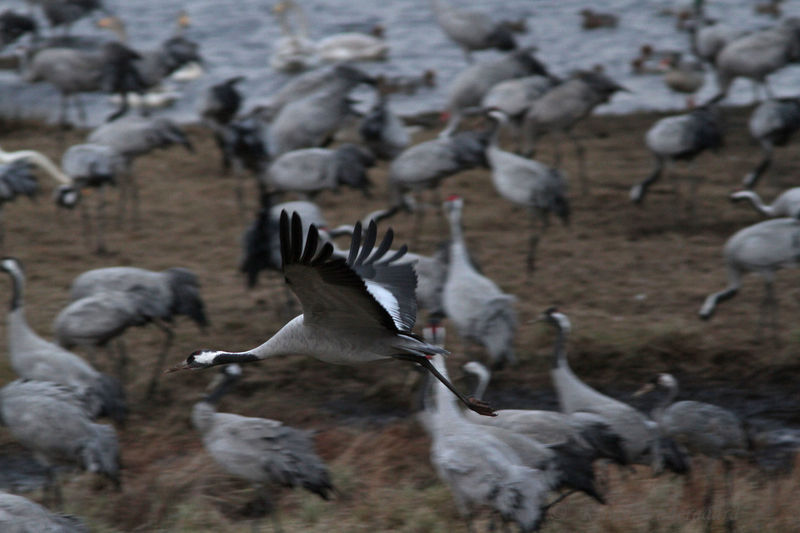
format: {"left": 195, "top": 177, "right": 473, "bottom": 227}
{"left": 166, "top": 350, "right": 259, "bottom": 373}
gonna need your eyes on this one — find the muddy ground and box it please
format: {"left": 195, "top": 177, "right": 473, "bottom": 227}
{"left": 0, "top": 105, "right": 798, "bottom": 532}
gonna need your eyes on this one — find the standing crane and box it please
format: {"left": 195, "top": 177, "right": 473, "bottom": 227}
{"left": 168, "top": 210, "right": 495, "bottom": 417}
{"left": 699, "top": 217, "right": 800, "bottom": 339}
{"left": 192, "top": 364, "right": 332, "bottom": 530}
{"left": 442, "top": 196, "right": 517, "bottom": 370}
{"left": 358, "top": 86, "right": 410, "bottom": 161}
{"left": 430, "top": 0, "right": 517, "bottom": 63}
{"left": 486, "top": 109, "right": 569, "bottom": 272}
{"left": 199, "top": 75, "right": 247, "bottom": 171}
{"left": 87, "top": 116, "right": 194, "bottom": 227}
{"left": 634, "top": 373, "right": 750, "bottom": 533}
{"left": 0, "top": 257, "right": 127, "bottom": 424}
{"left": 629, "top": 106, "right": 723, "bottom": 211}
{"left": 67, "top": 265, "right": 208, "bottom": 395}
{"left": 730, "top": 187, "right": 800, "bottom": 218}
{"left": 0, "top": 490, "right": 88, "bottom": 532}
{"left": 742, "top": 97, "right": 800, "bottom": 188}
{"left": 420, "top": 354, "right": 548, "bottom": 532}
{"left": 0, "top": 379, "right": 120, "bottom": 506}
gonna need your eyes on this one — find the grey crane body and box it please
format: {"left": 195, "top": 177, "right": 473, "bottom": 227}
{"left": 249, "top": 64, "right": 347, "bottom": 123}
{"left": 172, "top": 211, "right": 494, "bottom": 417}
{"left": 192, "top": 365, "right": 332, "bottom": 516}
{"left": 542, "top": 309, "right": 661, "bottom": 469}
{"left": 712, "top": 17, "right": 800, "bottom": 101}
{"left": 481, "top": 74, "right": 557, "bottom": 138}
{"left": 0, "top": 490, "right": 88, "bottom": 533}
{"left": 731, "top": 187, "right": 800, "bottom": 218}
{"left": 0, "top": 379, "right": 120, "bottom": 497}
{"left": 132, "top": 35, "right": 201, "bottom": 90}
{"left": 266, "top": 65, "right": 375, "bottom": 157}
{"left": 0, "top": 258, "right": 126, "bottom": 424}
{"left": 422, "top": 354, "right": 547, "bottom": 532}
{"left": 442, "top": 196, "right": 517, "bottom": 369}
{"left": 630, "top": 106, "right": 723, "bottom": 204}
{"left": 699, "top": 217, "right": 800, "bottom": 335}
{"left": 200, "top": 76, "right": 247, "bottom": 171}
{"left": 691, "top": 22, "right": 747, "bottom": 65}
{"left": 742, "top": 98, "right": 800, "bottom": 188}
{"left": 431, "top": 0, "right": 517, "bottom": 62}
{"left": 441, "top": 48, "right": 549, "bottom": 137}
{"left": 358, "top": 92, "right": 410, "bottom": 160}
{"left": 262, "top": 143, "right": 374, "bottom": 199}
{"left": 462, "top": 360, "right": 628, "bottom": 465}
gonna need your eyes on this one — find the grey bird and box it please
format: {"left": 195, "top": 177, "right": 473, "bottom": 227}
{"left": 522, "top": 69, "right": 627, "bottom": 194}
{"left": 629, "top": 106, "right": 723, "bottom": 209}
{"left": 730, "top": 187, "right": 800, "bottom": 218}
{"left": 486, "top": 110, "right": 569, "bottom": 272}
{"left": 266, "top": 64, "right": 376, "bottom": 157}
{"left": 199, "top": 76, "right": 247, "bottom": 171}
{"left": 58, "top": 142, "right": 127, "bottom": 254}
{"left": 192, "top": 364, "right": 332, "bottom": 530}
{"left": 442, "top": 196, "right": 517, "bottom": 370}
{"left": 388, "top": 128, "right": 490, "bottom": 242}
{"left": 0, "top": 11, "right": 37, "bottom": 49}
{"left": 358, "top": 88, "right": 410, "bottom": 160}
{"left": 169, "top": 210, "right": 495, "bottom": 417}
{"left": 0, "top": 379, "right": 120, "bottom": 506}
{"left": 261, "top": 144, "right": 374, "bottom": 200}
{"left": 462, "top": 360, "right": 628, "bottom": 466}
{"left": 34, "top": 0, "right": 104, "bottom": 34}
{"left": 634, "top": 373, "right": 750, "bottom": 533}
{"left": 711, "top": 17, "right": 800, "bottom": 102}
{"left": 481, "top": 74, "right": 558, "bottom": 146}
{"left": 698, "top": 217, "right": 800, "bottom": 339}
{"left": 0, "top": 160, "right": 38, "bottom": 249}
{"left": 689, "top": 21, "right": 747, "bottom": 66}
{"left": 440, "top": 47, "right": 550, "bottom": 138}
{"left": 0, "top": 490, "right": 88, "bottom": 533}
{"left": 741, "top": 97, "right": 800, "bottom": 188}
{"left": 68, "top": 265, "right": 207, "bottom": 394}
{"left": 0, "top": 257, "right": 127, "bottom": 425}
{"left": 430, "top": 0, "right": 517, "bottom": 63}
{"left": 87, "top": 116, "right": 194, "bottom": 226}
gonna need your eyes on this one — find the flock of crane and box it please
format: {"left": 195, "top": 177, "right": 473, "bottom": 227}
{"left": 0, "top": 0, "right": 799, "bottom": 531}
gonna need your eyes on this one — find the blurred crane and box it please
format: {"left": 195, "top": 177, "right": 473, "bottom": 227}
{"left": 0, "top": 160, "right": 38, "bottom": 249}
{"left": 742, "top": 97, "right": 800, "bottom": 188}
{"left": 33, "top": 0, "right": 105, "bottom": 34}
{"left": 0, "top": 257, "right": 127, "bottom": 424}
{"left": 192, "top": 364, "right": 332, "bottom": 529}
{"left": 430, "top": 0, "right": 517, "bottom": 63}
{"left": 0, "top": 490, "right": 88, "bottom": 532}
{"left": 731, "top": 187, "right": 800, "bottom": 218}
{"left": 358, "top": 86, "right": 410, "bottom": 160}
{"left": 0, "top": 10, "right": 37, "bottom": 48}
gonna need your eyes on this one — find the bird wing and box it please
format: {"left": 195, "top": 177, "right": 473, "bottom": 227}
{"left": 280, "top": 210, "right": 417, "bottom": 332}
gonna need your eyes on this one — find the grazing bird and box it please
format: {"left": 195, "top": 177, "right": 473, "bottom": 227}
{"left": 59, "top": 143, "right": 127, "bottom": 254}
{"left": 0, "top": 146, "right": 80, "bottom": 214}
{"left": 0, "top": 379, "right": 120, "bottom": 506}
{"left": 539, "top": 308, "right": 666, "bottom": 470}
{"left": 199, "top": 76, "right": 247, "bottom": 171}
{"left": 731, "top": 187, "right": 800, "bottom": 218}
{"left": 18, "top": 41, "right": 144, "bottom": 126}
{"left": 0, "top": 160, "right": 38, "bottom": 249}
{"left": 711, "top": 17, "right": 800, "bottom": 102}
{"left": 358, "top": 87, "right": 410, "bottom": 160}
{"left": 68, "top": 265, "right": 207, "bottom": 394}
{"left": 0, "top": 257, "right": 127, "bottom": 425}
{"left": 261, "top": 143, "right": 374, "bottom": 199}
{"left": 442, "top": 196, "right": 517, "bottom": 370}
{"left": 0, "top": 490, "right": 88, "bottom": 532}
{"left": 742, "top": 97, "right": 800, "bottom": 188}
{"left": 430, "top": 0, "right": 517, "bottom": 63}
{"left": 88, "top": 116, "right": 194, "bottom": 226}
{"left": 523, "top": 69, "right": 627, "bottom": 193}
{"left": 630, "top": 106, "right": 723, "bottom": 208}
{"left": 634, "top": 373, "right": 749, "bottom": 533}
{"left": 440, "top": 47, "right": 550, "bottom": 138}
{"left": 462, "top": 361, "right": 628, "bottom": 465}
{"left": 169, "top": 211, "right": 495, "bottom": 417}
{"left": 698, "top": 217, "right": 800, "bottom": 338}
{"left": 388, "top": 129, "right": 490, "bottom": 241}
{"left": 579, "top": 9, "right": 618, "bottom": 30}
{"left": 486, "top": 110, "right": 569, "bottom": 272}
{"left": 192, "top": 364, "right": 332, "bottom": 528}
{"left": 0, "top": 11, "right": 37, "bottom": 48}
{"left": 420, "top": 354, "right": 547, "bottom": 533}
{"left": 266, "top": 64, "right": 376, "bottom": 157}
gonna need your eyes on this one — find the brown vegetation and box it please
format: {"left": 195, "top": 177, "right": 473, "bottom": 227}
{"left": 0, "top": 105, "right": 798, "bottom": 531}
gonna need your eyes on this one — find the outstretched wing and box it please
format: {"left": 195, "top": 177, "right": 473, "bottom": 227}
{"left": 280, "top": 210, "right": 418, "bottom": 332}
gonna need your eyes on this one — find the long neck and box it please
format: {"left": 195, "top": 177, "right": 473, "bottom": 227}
{"left": 0, "top": 147, "right": 72, "bottom": 185}
{"left": 210, "top": 315, "right": 305, "bottom": 366}
{"left": 466, "top": 366, "right": 490, "bottom": 400}
{"left": 430, "top": 355, "right": 462, "bottom": 421}
{"left": 740, "top": 191, "right": 773, "bottom": 217}
{"left": 550, "top": 323, "right": 569, "bottom": 370}
{"left": 654, "top": 382, "right": 678, "bottom": 420}
{"left": 446, "top": 206, "right": 470, "bottom": 265}
{"left": 5, "top": 269, "right": 23, "bottom": 311}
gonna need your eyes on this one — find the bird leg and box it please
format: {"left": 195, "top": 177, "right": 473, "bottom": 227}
{"left": 392, "top": 353, "right": 495, "bottom": 416}
{"left": 79, "top": 196, "right": 94, "bottom": 251}
{"left": 757, "top": 279, "right": 777, "bottom": 343}
{"left": 94, "top": 185, "right": 108, "bottom": 255}
{"left": 743, "top": 141, "right": 774, "bottom": 189}
{"left": 702, "top": 459, "right": 714, "bottom": 533}
{"left": 630, "top": 156, "right": 664, "bottom": 204}
{"left": 75, "top": 95, "right": 87, "bottom": 128}
{"left": 114, "top": 339, "right": 129, "bottom": 385}
{"left": 567, "top": 131, "right": 588, "bottom": 195}
{"left": 59, "top": 94, "right": 70, "bottom": 129}
{"left": 146, "top": 320, "right": 174, "bottom": 399}
{"left": 722, "top": 460, "right": 736, "bottom": 533}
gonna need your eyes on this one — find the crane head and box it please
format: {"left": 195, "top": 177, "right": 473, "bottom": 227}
{"left": 166, "top": 350, "right": 259, "bottom": 373}
{"left": 54, "top": 185, "right": 80, "bottom": 209}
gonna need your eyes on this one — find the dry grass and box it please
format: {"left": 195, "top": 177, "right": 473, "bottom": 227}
{"left": 0, "top": 105, "right": 798, "bottom": 532}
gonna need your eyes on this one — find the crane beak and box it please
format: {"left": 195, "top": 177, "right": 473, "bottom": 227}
{"left": 632, "top": 382, "right": 654, "bottom": 397}
{"left": 165, "top": 361, "right": 191, "bottom": 373}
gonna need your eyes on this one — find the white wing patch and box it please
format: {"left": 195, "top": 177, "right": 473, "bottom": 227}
{"left": 364, "top": 279, "right": 403, "bottom": 330}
